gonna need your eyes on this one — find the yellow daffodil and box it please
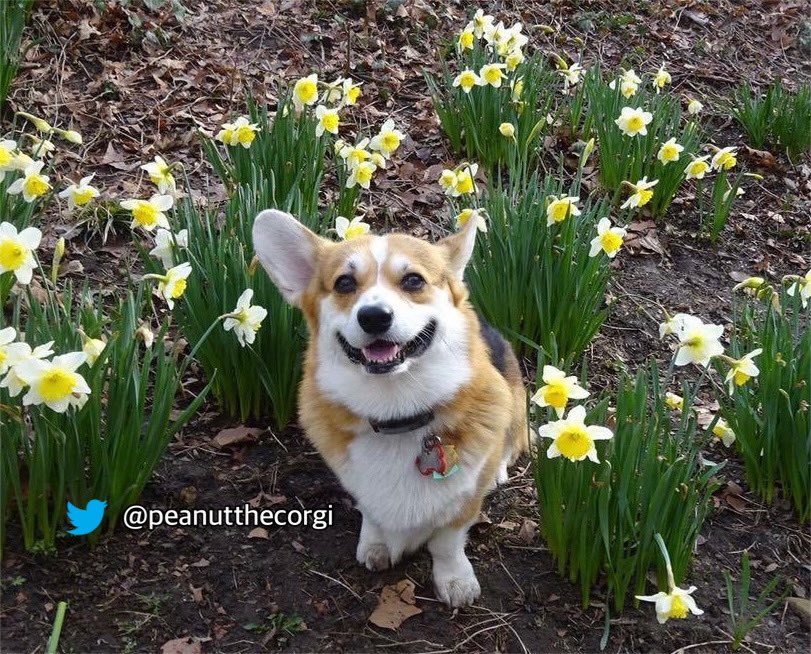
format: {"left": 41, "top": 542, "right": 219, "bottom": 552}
{"left": 479, "top": 63, "right": 507, "bottom": 88}
{"left": 16, "top": 111, "right": 52, "bottom": 133}
{"left": 339, "top": 138, "right": 371, "bottom": 169}
{"left": 455, "top": 208, "right": 487, "bottom": 232}
{"left": 531, "top": 365, "right": 590, "bottom": 417}
{"left": 7, "top": 160, "right": 51, "bottom": 202}
{"left": 499, "top": 122, "right": 515, "bottom": 138}
{"left": 504, "top": 50, "right": 524, "bottom": 72}
{"left": 58, "top": 174, "right": 100, "bottom": 209}
{"left": 0, "top": 139, "right": 17, "bottom": 181}
{"left": 0, "top": 222, "right": 41, "bottom": 284}
{"left": 216, "top": 116, "right": 259, "bottom": 148}
{"left": 223, "top": 289, "right": 268, "bottom": 347}
{"left": 342, "top": 77, "right": 362, "bottom": 105}
{"left": 687, "top": 98, "right": 703, "bottom": 115}
{"left": 546, "top": 194, "right": 581, "bottom": 225}
{"left": 711, "top": 146, "right": 738, "bottom": 171}
{"left": 439, "top": 169, "right": 458, "bottom": 193}
{"left": 335, "top": 215, "right": 370, "bottom": 240}
{"left": 29, "top": 136, "right": 55, "bottom": 158}
{"left": 141, "top": 155, "right": 176, "bottom": 193}
{"left": 151, "top": 261, "right": 193, "bottom": 309}
{"left": 685, "top": 155, "right": 711, "bottom": 180}
{"left": 615, "top": 106, "right": 654, "bottom": 137}
{"left": 537, "top": 405, "right": 612, "bottom": 463}
{"left": 315, "top": 105, "right": 340, "bottom": 137}
{"left": 16, "top": 352, "right": 91, "bottom": 413}
{"left": 452, "top": 163, "right": 478, "bottom": 196}
{"left": 674, "top": 314, "right": 724, "bottom": 367}
{"left": 370, "top": 152, "right": 387, "bottom": 168}
{"left": 657, "top": 138, "right": 684, "bottom": 164}
{"left": 637, "top": 565, "right": 703, "bottom": 622}
{"left": 293, "top": 73, "right": 319, "bottom": 110}
{"left": 733, "top": 276, "right": 765, "bottom": 293}
{"left": 653, "top": 65, "right": 671, "bottom": 92}
{"left": 120, "top": 194, "right": 173, "bottom": 231}
{"left": 511, "top": 78, "right": 524, "bottom": 101}
{"left": 79, "top": 330, "right": 106, "bottom": 366}
{"left": 346, "top": 161, "right": 376, "bottom": 189}
{"left": 453, "top": 69, "right": 482, "bottom": 93}
{"left": 664, "top": 392, "right": 684, "bottom": 411}
{"left": 149, "top": 228, "right": 188, "bottom": 268}
{"left": 0, "top": 339, "right": 55, "bottom": 397}
{"left": 609, "top": 69, "right": 641, "bottom": 98}
{"left": 724, "top": 348, "right": 762, "bottom": 393}
{"left": 470, "top": 9, "right": 494, "bottom": 38}
{"left": 458, "top": 28, "right": 475, "bottom": 51}
{"left": 589, "top": 217, "right": 626, "bottom": 258}
{"left": 712, "top": 418, "right": 736, "bottom": 447}
{"left": 785, "top": 269, "right": 811, "bottom": 308}
{"left": 370, "top": 119, "right": 405, "bottom": 158}
{"left": 621, "top": 177, "right": 658, "bottom": 210}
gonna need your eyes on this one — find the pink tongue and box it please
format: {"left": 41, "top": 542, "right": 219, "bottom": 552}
{"left": 362, "top": 341, "right": 400, "bottom": 363}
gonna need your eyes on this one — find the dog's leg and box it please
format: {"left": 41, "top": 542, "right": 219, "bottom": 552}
{"left": 427, "top": 521, "right": 481, "bottom": 607}
{"left": 356, "top": 513, "right": 391, "bottom": 571}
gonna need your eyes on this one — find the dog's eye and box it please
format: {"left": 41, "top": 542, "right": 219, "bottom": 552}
{"left": 401, "top": 273, "right": 426, "bottom": 292}
{"left": 334, "top": 274, "right": 357, "bottom": 294}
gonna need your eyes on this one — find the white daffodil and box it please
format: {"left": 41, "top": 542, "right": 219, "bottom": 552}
{"left": 223, "top": 289, "right": 268, "bottom": 347}
{"left": 530, "top": 365, "right": 590, "bottom": 417}
{"left": 6, "top": 160, "right": 51, "bottom": 203}
{"left": 653, "top": 65, "right": 671, "bottom": 92}
{"left": 657, "top": 138, "right": 684, "bottom": 164}
{"left": 453, "top": 69, "right": 483, "bottom": 93}
{"left": 658, "top": 313, "right": 693, "bottom": 339}
{"left": 457, "top": 28, "right": 475, "bottom": 51}
{"left": 685, "top": 155, "right": 711, "bottom": 180}
{"left": 0, "top": 139, "right": 18, "bottom": 181}
{"left": 724, "top": 348, "right": 762, "bottom": 393}
{"left": 29, "top": 136, "right": 56, "bottom": 158}
{"left": 323, "top": 77, "right": 344, "bottom": 104}
{"left": 546, "top": 194, "right": 581, "bottom": 225}
{"left": 712, "top": 418, "right": 736, "bottom": 447}
{"left": 589, "top": 217, "right": 626, "bottom": 258}
{"left": 135, "top": 324, "right": 154, "bottom": 348}
{"left": 149, "top": 228, "right": 188, "bottom": 268}
{"left": 0, "top": 326, "right": 17, "bottom": 375}
{"left": 674, "top": 315, "right": 724, "bottom": 367}
{"left": 711, "top": 146, "right": 738, "bottom": 171}
{"left": 621, "top": 177, "right": 658, "bottom": 210}
{"left": 370, "top": 119, "right": 405, "bottom": 158}
{"left": 786, "top": 269, "right": 811, "bottom": 308}
{"left": 141, "top": 155, "right": 176, "bottom": 194}
{"left": 16, "top": 111, "right": 52, "bottom": 132}
{"left": 341, "top": 77, "right": 362, "bottom": 105}
{"left": 504, "top": 49, "right": 524, "bottom": 72}
{"left": 469, "top": 9, "right": 494, "bottom": 38}
{"left": 153, "top": 262, "right": 192, "bottom": 309}
{"left": 664, "top": 392, "right": 684, "bottom": 411}
{"left": 452, "top": 163, "right": 478, "bottom": 196}
{"left": 0, "top": 340, "right": 55, "bottom": 396}
{"left": 439, "top": 169, "right": 458, "bottom": 194}
{"left": 293, "top": 73, "right": 319, "bottom": 111}
{"left": 216, "top": 116, "right": 259, "bottom": 148}
{"left": 559, "top": 62, "right": 583, "bottom": 92}
{"left": 479, "top": 63, "right": 507, "bottom": 88}
{"left": 537, "top": 405, "right": 613, "bottom": 463}
{"left": 637, "top": 534, "right": 704, "bottom": 624}
{"left": 687, "top": 98, "right": 703, "bottom": 115}
{"left": 80, "top": 333, "right": 106, "bottom": 366}
{"left": 335, "top": 216, "right": 370, "bottom": 240}
{"left": 0, "top": 222, "right": 41, "bottom": 284}
{"left": 120, "top": 194, "right": 174, "bottom": 231}
{"left": 615, "top": 106, "right": 654, "bottom": 137}
{"left": 483, "top": 19, "right": 507, "bottom": 45}
{"left": 455, "top": 208, "right": 487, "bottom": 232}
{"left": 339, "top": 138, "right": 372, "bottom": 169}
{"left": 315, "top": 105, "right": 340, "bottom": 137}
{"left": 609, "top": 69, "right": 642, "bottom": 98}
{"left": 346, "top": 161, "right": 377, "bottom": 190}
{"left": 16, "top": 352, "right": 91, "bottom": 413}
{"left": 56, "top": 128, "right": 83, "bottom": 144}
{"left": 58, "top": 174, "right": 100, "bottom": 210}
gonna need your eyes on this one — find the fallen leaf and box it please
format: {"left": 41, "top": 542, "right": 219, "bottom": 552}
{"left": 248, "top": 527, "right": 269, "bottom": 540}
{"left": 212, "top": 426, "right": 262, "bottom": 448}
{"left": 161, "top": 637, "right": 201, "bottom": 654}
{"left": 368, "top": 579, "right": 422, "bottom": 630}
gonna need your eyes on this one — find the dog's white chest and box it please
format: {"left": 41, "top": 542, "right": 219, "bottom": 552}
{"left": 338, "top": 428, "right": 482, "bottom": 532}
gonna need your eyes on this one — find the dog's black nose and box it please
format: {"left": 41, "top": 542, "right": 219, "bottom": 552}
{"left": 357, "top": 304, "right": 394, "bottom": 335}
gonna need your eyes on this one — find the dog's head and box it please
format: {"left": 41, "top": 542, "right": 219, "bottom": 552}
{"left": 252, "top": 210, "right": 479, "bottom": 419}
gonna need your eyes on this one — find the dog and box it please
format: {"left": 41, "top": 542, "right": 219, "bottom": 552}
{"left": 253, "top": 209, "right": 528, "bottom": 607}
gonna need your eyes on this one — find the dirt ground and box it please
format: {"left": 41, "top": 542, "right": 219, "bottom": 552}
{"left": 2, "top": 0, "right": 810, "bottom": 652}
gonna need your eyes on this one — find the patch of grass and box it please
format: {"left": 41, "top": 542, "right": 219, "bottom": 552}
{"left": 0, "top": 0, "right": 34, "bottom": 113}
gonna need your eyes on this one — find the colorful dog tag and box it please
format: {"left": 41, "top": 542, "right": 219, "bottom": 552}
{"left": 416, "top": 435, "right": 460, "bottom": 479}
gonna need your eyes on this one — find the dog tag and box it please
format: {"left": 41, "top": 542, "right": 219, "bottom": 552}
{"left": 416, "top": 435, "right": 460, "bottom": 478}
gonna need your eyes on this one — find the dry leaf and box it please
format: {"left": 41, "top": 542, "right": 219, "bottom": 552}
{"left": 248, "top": 527, "right": 269, "bottom": 540}
{"left": 212, "top": 425, "right": 262, "bottom": 448}
{"left": 161, "top": 637, "right": 201, "bottom": 654}
{"left": 368, "top": 580, "right": 422, "bottom": 630}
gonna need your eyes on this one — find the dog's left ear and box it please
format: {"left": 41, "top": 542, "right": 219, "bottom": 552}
{"left": 438, "top": 213, "right": 478, "bottom": 280}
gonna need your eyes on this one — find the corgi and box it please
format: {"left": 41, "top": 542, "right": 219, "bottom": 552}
{"left": 253, "top": 209, "right": 528, "bottom": 607}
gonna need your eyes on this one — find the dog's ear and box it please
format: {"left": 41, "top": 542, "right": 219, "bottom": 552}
{"left": 438, "top": 213, "right": 478, "bottom": 280}
{"left": 253, "top": 209, "right": 323, "bottom": 306}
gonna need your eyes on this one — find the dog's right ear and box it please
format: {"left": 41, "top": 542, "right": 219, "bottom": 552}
{"left": 253, "top": 209, "right": 322, "bottom": 306}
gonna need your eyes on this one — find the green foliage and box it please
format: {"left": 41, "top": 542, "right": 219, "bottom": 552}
{"left": 534, "top": 360, "right": 722, "bottom": 612}
{"left": 716, "top": 288, "right": 810, "bottom": 522}
{"left": 705, "top": 168, "right": 744, "bottom": 242}
{"left": 0, "top": 0, "right": 33, "bottom": 112}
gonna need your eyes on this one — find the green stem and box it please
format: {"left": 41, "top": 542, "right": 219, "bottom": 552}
{"left": 46, "top": 601, "right": 68, "bottom": 654}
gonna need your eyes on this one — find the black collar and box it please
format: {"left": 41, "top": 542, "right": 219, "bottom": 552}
{"left": 369, "top": 409, "right": 435, "bottom": 435}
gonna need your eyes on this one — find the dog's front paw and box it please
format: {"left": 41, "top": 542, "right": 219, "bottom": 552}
{"left": 356, "top": 541, "right": 391, "bottom": 571}
{"left": 434, "top": 570, "right": 481, "bottom": 607}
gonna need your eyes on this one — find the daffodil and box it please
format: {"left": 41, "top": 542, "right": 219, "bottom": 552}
{"left": 136, "top": 324, "right": 154, "bottom": 348}
{"left": 609, "top": 69, "right": 642, "bottom": 98}
{"left": 315, "top": 105, "right": 340, "bottom": 137}
{"left": 120, "top": 194, "right": 173, "bottom": 231}
{"left": 7, "top": 160, "right": 51, "bottom": 202}
{"left": 559, "top": 62, "right": 582, "bottom": 91}
{"left": 469, "top": 9, "right": 494, "bottom": 38}
{"left": 653, "top": 65, "right": 671, "bottom": 92}
{"left": 722, "top": 186, "right": 745, "bottom": 203}
{"left": 141, "top": 155, "right": 176, "bottom": 193}
{"left": 339, "top": 138, "right": 371, "bottom": 169}
{"left": 657, "top": 138, "right": 684, "bottom": 164}
{"left": 0, "top": 326, "right": 16, "bottom": 375}
{"left": 335, "top": 215, "right": 370, "bottom": 240}
{"left": 346, "top": 161, "right": 376, "bottom": 190}
{"left": 16, "top": 111, "right": 52, "bottom": 133}
{"left": 370, "top": 119, "right": 405, "bottom": 157}
{"left": 149, "top": 228, "right": 188, "bottom": 268}
{"left": 458, "top": 28, "right": 475, "bottom": 51}
{"left": 148, "top": 261, "right": 192, "bottom": 310}
{"left": 637, "top": 535, "right": 703, "bottom": 624}
{"left": 370, "top": 152, "right": 387, "bottom": 168}
{"left": 29, "top": 136, "right": 55, "bottom": 158}
{"left": 483, "top": 19, "right": 507, "bottom": 46}
{"left": 223, "top": 289, "right": 268, "bottom": 347}
{"left": 733, "top": 276, "right": 766, "bottom": 293}
{"left": 615, "top": 106, "right": 654, "bottom": 137}
{"left": 455, "top": 208, "right": 487, "bottom": 232}
{"left": 479, "top": 63, "right": 507, "bottom": 88}
{"left": 711, "top": 146, "right": 738, "bottom": 171}
{"left": 723, "top": 348, "right": 762, "bottom": 393}
{"left": 323, "top": 77, "right": 344, "bottom": 104}
{"left": 546, "top": 194, "right": 581, "bottom": 225}
{"left": 687, "top": 98, "right": 703, "bottom": 115}
{"left": 0, "top": 340, "right": 55, "bottom": 397}
{"left": 531, "top": 365, "right": 590, "bottom": 417}
{"left": 537, "top": 405, "right": 612, "bottom": 463}
{"left": 511, "top": 77, "right": 524, "bottom": 101}
{"left": 56, "top": 128, "right": 83, "bottom": 144}
{"left": 439, "top": 169, "right": 457, "bottom": 194}
{"left": 452, "top": 163, "right": 478, "bottom": 196}
{"left": 674, "top": 315, "right": 724, "bottom": 367}
{"left": 589, "top": 217, "right": 626, "bottom": 258}
{"left": 0, "top": 222, "right": 41, "bottom": 284}
{"left": 621, "top": 177, "right": 658, "bottom": 210}
{"left": 712, "top": 418, "right": 736, "bottom": 447}
{"left": 664, "top": 392, "right": 684, "bottom": 411}
{"left": 342, "top": 77, "right": 362, "bottom": 105}
{"left": 79, "top": 331, "right": 106, "bottom": 366}
{"left": 685, "top": 155, "right": 711, "bottom": 180}
{"left": 786, "top": 269, "right": 811, "bottom": 307}
{"left": 498, "top": 23, "right": 527, "bottom": 54}
{"left": 499, "top": 122, "right": 515, "bottom": 138}
{"left": 293, "top": 73, "right": 319, "bottom": 110}
{"left": 216, "top": 117, "right": 259, "bottom": 148}
{"left": 504, "top": 50, "right": 524, "bottom": 72}
{"left": 453, "top": 69, "right": 482, "bottom": 93}
{"left": 659, "top": 312, "right": 692, "bottom": 339}
{"left": 12, "top": 152, "right": 33, "bottom": 171}
{"left": 0, "top": 139, "right": 17, "bottom": 181}
{"left": 16, "top": 352, "right": 91, "bottom": 413}
{"left": 58, "top": 174, "right": 100, "bottom": 209}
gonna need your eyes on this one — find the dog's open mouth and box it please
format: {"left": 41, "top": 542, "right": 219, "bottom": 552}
{"left": 337, "top": 319, "right": 437, "bottom": 374}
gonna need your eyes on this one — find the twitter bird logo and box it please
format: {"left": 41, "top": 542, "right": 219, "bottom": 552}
{"left": 66, "top": 499, "right": 107, "bottom": 535}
